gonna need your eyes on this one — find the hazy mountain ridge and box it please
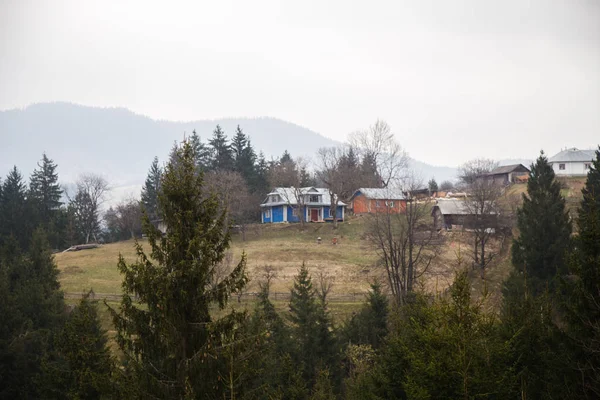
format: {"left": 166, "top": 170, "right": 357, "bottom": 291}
{"left": 1, "top": 102, "right": 461, "bottom": 196}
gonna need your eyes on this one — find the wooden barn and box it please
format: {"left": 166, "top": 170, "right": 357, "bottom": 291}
{"left": 432, "top": 200, "right": 498, "bottom": 231}
{"left": 350, "top": 188, "right": 407, "bottom": 215}
{"left": 481, "top": 164, "right": 530, "bottom": 186}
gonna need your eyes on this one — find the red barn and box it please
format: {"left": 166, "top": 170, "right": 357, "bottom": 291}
{"left": 350, "top": 188, "right": 407, "bottom": 215}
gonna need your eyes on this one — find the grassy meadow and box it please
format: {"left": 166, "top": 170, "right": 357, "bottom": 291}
{"left": 55, "top": 177, "right": 587, "bottom": 334}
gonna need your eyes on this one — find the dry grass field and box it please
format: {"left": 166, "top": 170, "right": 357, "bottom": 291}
{"left": 55, "top": 217, "right": 381, "bottom": 298}
{"left": 56, "top": 177, "right": 587, "bottom": 331}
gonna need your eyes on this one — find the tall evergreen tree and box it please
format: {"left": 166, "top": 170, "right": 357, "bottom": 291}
{"left": 0, "top": 229, "right": 66, "bottom": 398}
{"left": 189, "top": 130, "right": 211, "bottom": 170}
{"left": 500, "top": 272, "right": 572, "bottom": 399}
{"left": 41, "top": 291, "right": 115, "bottom": 399}
{"left": 563, "top": 146, "right": 600, "bottom": 397}
{"left": 109, "top": 140, "right": 248, "bottom": 398}
{"left": 512, "top": 151, "right": 572, "bottom": 294}
{"left": 288, "top": 264, "right": 335, "bottom": 388}
{"left": 140, "top": 156, "right": 162, "bottom": 221}
{"left": 29, "top": 153, "right": 63, "bottom": 225}
{"left": 29, "top": 154, "right": 64, "bottom": 249}
{"left": 0, "top": 166, "right": 30, "bottom": 249}
{"left": 209, "top": 124, "right": 234, "bottom": 171}
{"left": 342, "top": 282, "right": 388, "bottom": 349}
{"left": 280, "top": 150, "right": 293, "bottom": 164}
{"left": 253, "top": 151, "right": 271, "bottom": 195}
{"left": 232, "top": 125, "right": 257, "bottom": 185}
{"left": 428, "top": 177, "right": 438, "bottom": 193}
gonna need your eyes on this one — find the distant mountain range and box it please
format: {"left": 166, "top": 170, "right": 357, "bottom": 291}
{"left": 1, "top": 102, "right": 472, "bottom": 202}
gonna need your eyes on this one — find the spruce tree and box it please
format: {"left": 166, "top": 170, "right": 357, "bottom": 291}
{"left": 29, "top": 153, "right": 64, "bottom": 249}
{"left": 189, "top": 130, "right": 211, "bottom": 170}
{"left": 563, "top": 146, "right": 600, "bottom": 396}
{"left": 512, "top": 151, "right": 571, "bottom": 294}
{"left": 280, "top": 150, "right": 292, "bottom": 164}
{"left": 342, "top": 282, "right": 388, "bottom": 349}
{"left": 29, "top": 153, "right": 63, "bottom": 225}
{"left": 0, "top": 229, "right": 66, "bottom": 398}
{"left": 232, "top": 125, "right": 257, "bottom": 185}
{"left": 208, "top": 124, "right": 234, "bottom": 171}
{"left": 140, "top": 156, "right": 162, "bottom": 220}
{"left": 253, "top": 152, "right": 271, "bottom": 195}
{"left": 41, "top": 291, "right": 115, "bottom": 399}
{"left": 109, "top": 140, "right": 248, "bottom": 398}
{"left": 0, "top": 166, "right": 30, "bottom": 249}
{"left": 428, "top": 177, "right": 438, "bottom": 193}
{"left": 288, "top": 264, "right": 335, "bottom": 387}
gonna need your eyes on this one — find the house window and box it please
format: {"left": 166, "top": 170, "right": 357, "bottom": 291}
{"left": 309, "top": 195, "right": 320, "bottom": 203}
{"left": 329, "top": 208, "right": 334, "bottom": 218}
{"left": 387, "top": 201, "right": 394, "bottom": 207}
{"left": 559, "top": 164, "right": 566, "bottom": 170}
{"left": 376, "top": 200, "right": 381, "bottom": 207}
{"left": 292, "top": 207, "right": 298, "bottom": 217}
{"left": 264, "top": 209, "right": 270, "bottom": 218}
{"left": 269, "top": 195, "right": 280, "bottom": 203}
{"left": 585, "top": 163, "right": 591, "bottom": 170}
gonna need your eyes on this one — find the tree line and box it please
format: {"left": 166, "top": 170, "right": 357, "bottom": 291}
{"left": 1, "top": 138, "right": 599, "bottom": 398}
{"left": 0, "top": 119, "right": 403, "bottom": 250}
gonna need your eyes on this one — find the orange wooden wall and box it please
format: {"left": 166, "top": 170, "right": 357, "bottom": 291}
{"left": 352, "top": 194, "right": 407, "bottom": 214}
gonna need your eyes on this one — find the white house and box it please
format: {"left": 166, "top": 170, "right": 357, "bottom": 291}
{"left": 548, "top": 147, "right": 595, "bottom": 176}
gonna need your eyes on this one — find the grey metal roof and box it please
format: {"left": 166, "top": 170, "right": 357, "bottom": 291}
{"left": 487, "top": 164, "right": 530, "bottom": 175}
{"left": 549, "top": 148, "right": 595, "bottom": 163}
{"left": 434, "top": 200, "right": 470, "bottom": 215}
{"left": 353, "top": 188, "right": 406, "bottom": 200}
{"left": 261, "top": 187, "right": 346, "bottom": 207}
{"left": 433, "top": 200, "right": 497, "bottom": 215}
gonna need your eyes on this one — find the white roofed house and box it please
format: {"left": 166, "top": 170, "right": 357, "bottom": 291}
{"left": 548, "top": 148, "right": 595, "bottom": 176}
{"left": 260, "top": 187, "right": 346, "bottom": 223}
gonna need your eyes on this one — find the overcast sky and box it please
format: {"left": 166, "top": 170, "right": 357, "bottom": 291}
{"left": 1, "top": 0, "right": 598, "bottom": 166}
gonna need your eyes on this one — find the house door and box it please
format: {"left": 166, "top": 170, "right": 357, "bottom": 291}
{"left": 310, "top": 209, "right": 319, "bottom": 222}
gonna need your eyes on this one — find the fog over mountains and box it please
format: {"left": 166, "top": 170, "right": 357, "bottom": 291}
{"left": 0, "top": 102, "right": 520, "bottom": 202}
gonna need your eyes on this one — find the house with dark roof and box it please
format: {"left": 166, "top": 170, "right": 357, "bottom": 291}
{"left": 548, "top": 147, "right": 595, "bottom": 176}
{"left": 260, "top": 187, "right": 346, "bottom": 223}
{"left": 482, "top": 164, "right": 530, "bottom": 185}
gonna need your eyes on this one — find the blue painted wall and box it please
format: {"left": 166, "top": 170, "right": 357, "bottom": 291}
{"left": 262, "top": 208, "right": 271, "bottom": 223}
{"left": 262, "top": 205, "right": 344, "bottom": 223}
{"left": 272, "top": 205, "right": 284, "bottom": 222}
{"left": 323, "top": 206, "right": 344, "bottom": 220}
{"left": 287, "top": 206, "right": 300, "bottom": 223}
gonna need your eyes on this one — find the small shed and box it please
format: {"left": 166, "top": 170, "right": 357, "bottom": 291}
{"left": 350, "top": 188, "right": 407, "bottom": 215}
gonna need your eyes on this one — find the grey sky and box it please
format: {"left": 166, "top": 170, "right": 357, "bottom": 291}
{"left": 1, "top": 0, "right": 598, "bottom": 166}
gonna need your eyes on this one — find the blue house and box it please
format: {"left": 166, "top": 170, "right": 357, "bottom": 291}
{"left": 260, "top": 187, "right": 346, "bottom": 224}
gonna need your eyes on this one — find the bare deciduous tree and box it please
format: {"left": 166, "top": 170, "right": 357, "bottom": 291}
{"left": 459, "top": 159, "right": 502, "bottom": 278}
{"left": 366, "top": 174, "right": 441, "bottom": 305}
{"left": 316, "top": 146, "right": 349, "bottom": 229}
{"left": 204, "top": 170, "right": 256, "bottom": 240}
{"left": 68, "top": 174, "right": 110, "bottom": 243}
{"left": 115, "top": 197, "right": 143, "bottom": 239}
{"left": 272, "top": 157, "right": 311, "bottom": 228}
{"left": 458, "top": 158, "right": 498, "bottom": 186}
{"left": 349, "top": 120, "right": 409, "bottom": 188}
{"left": 316, "top": 268, "right": 335, "bottom": 303}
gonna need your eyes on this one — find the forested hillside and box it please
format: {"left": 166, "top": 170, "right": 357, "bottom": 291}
{"left": 0, "top": 102, "right": 459, "bottom": 191}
